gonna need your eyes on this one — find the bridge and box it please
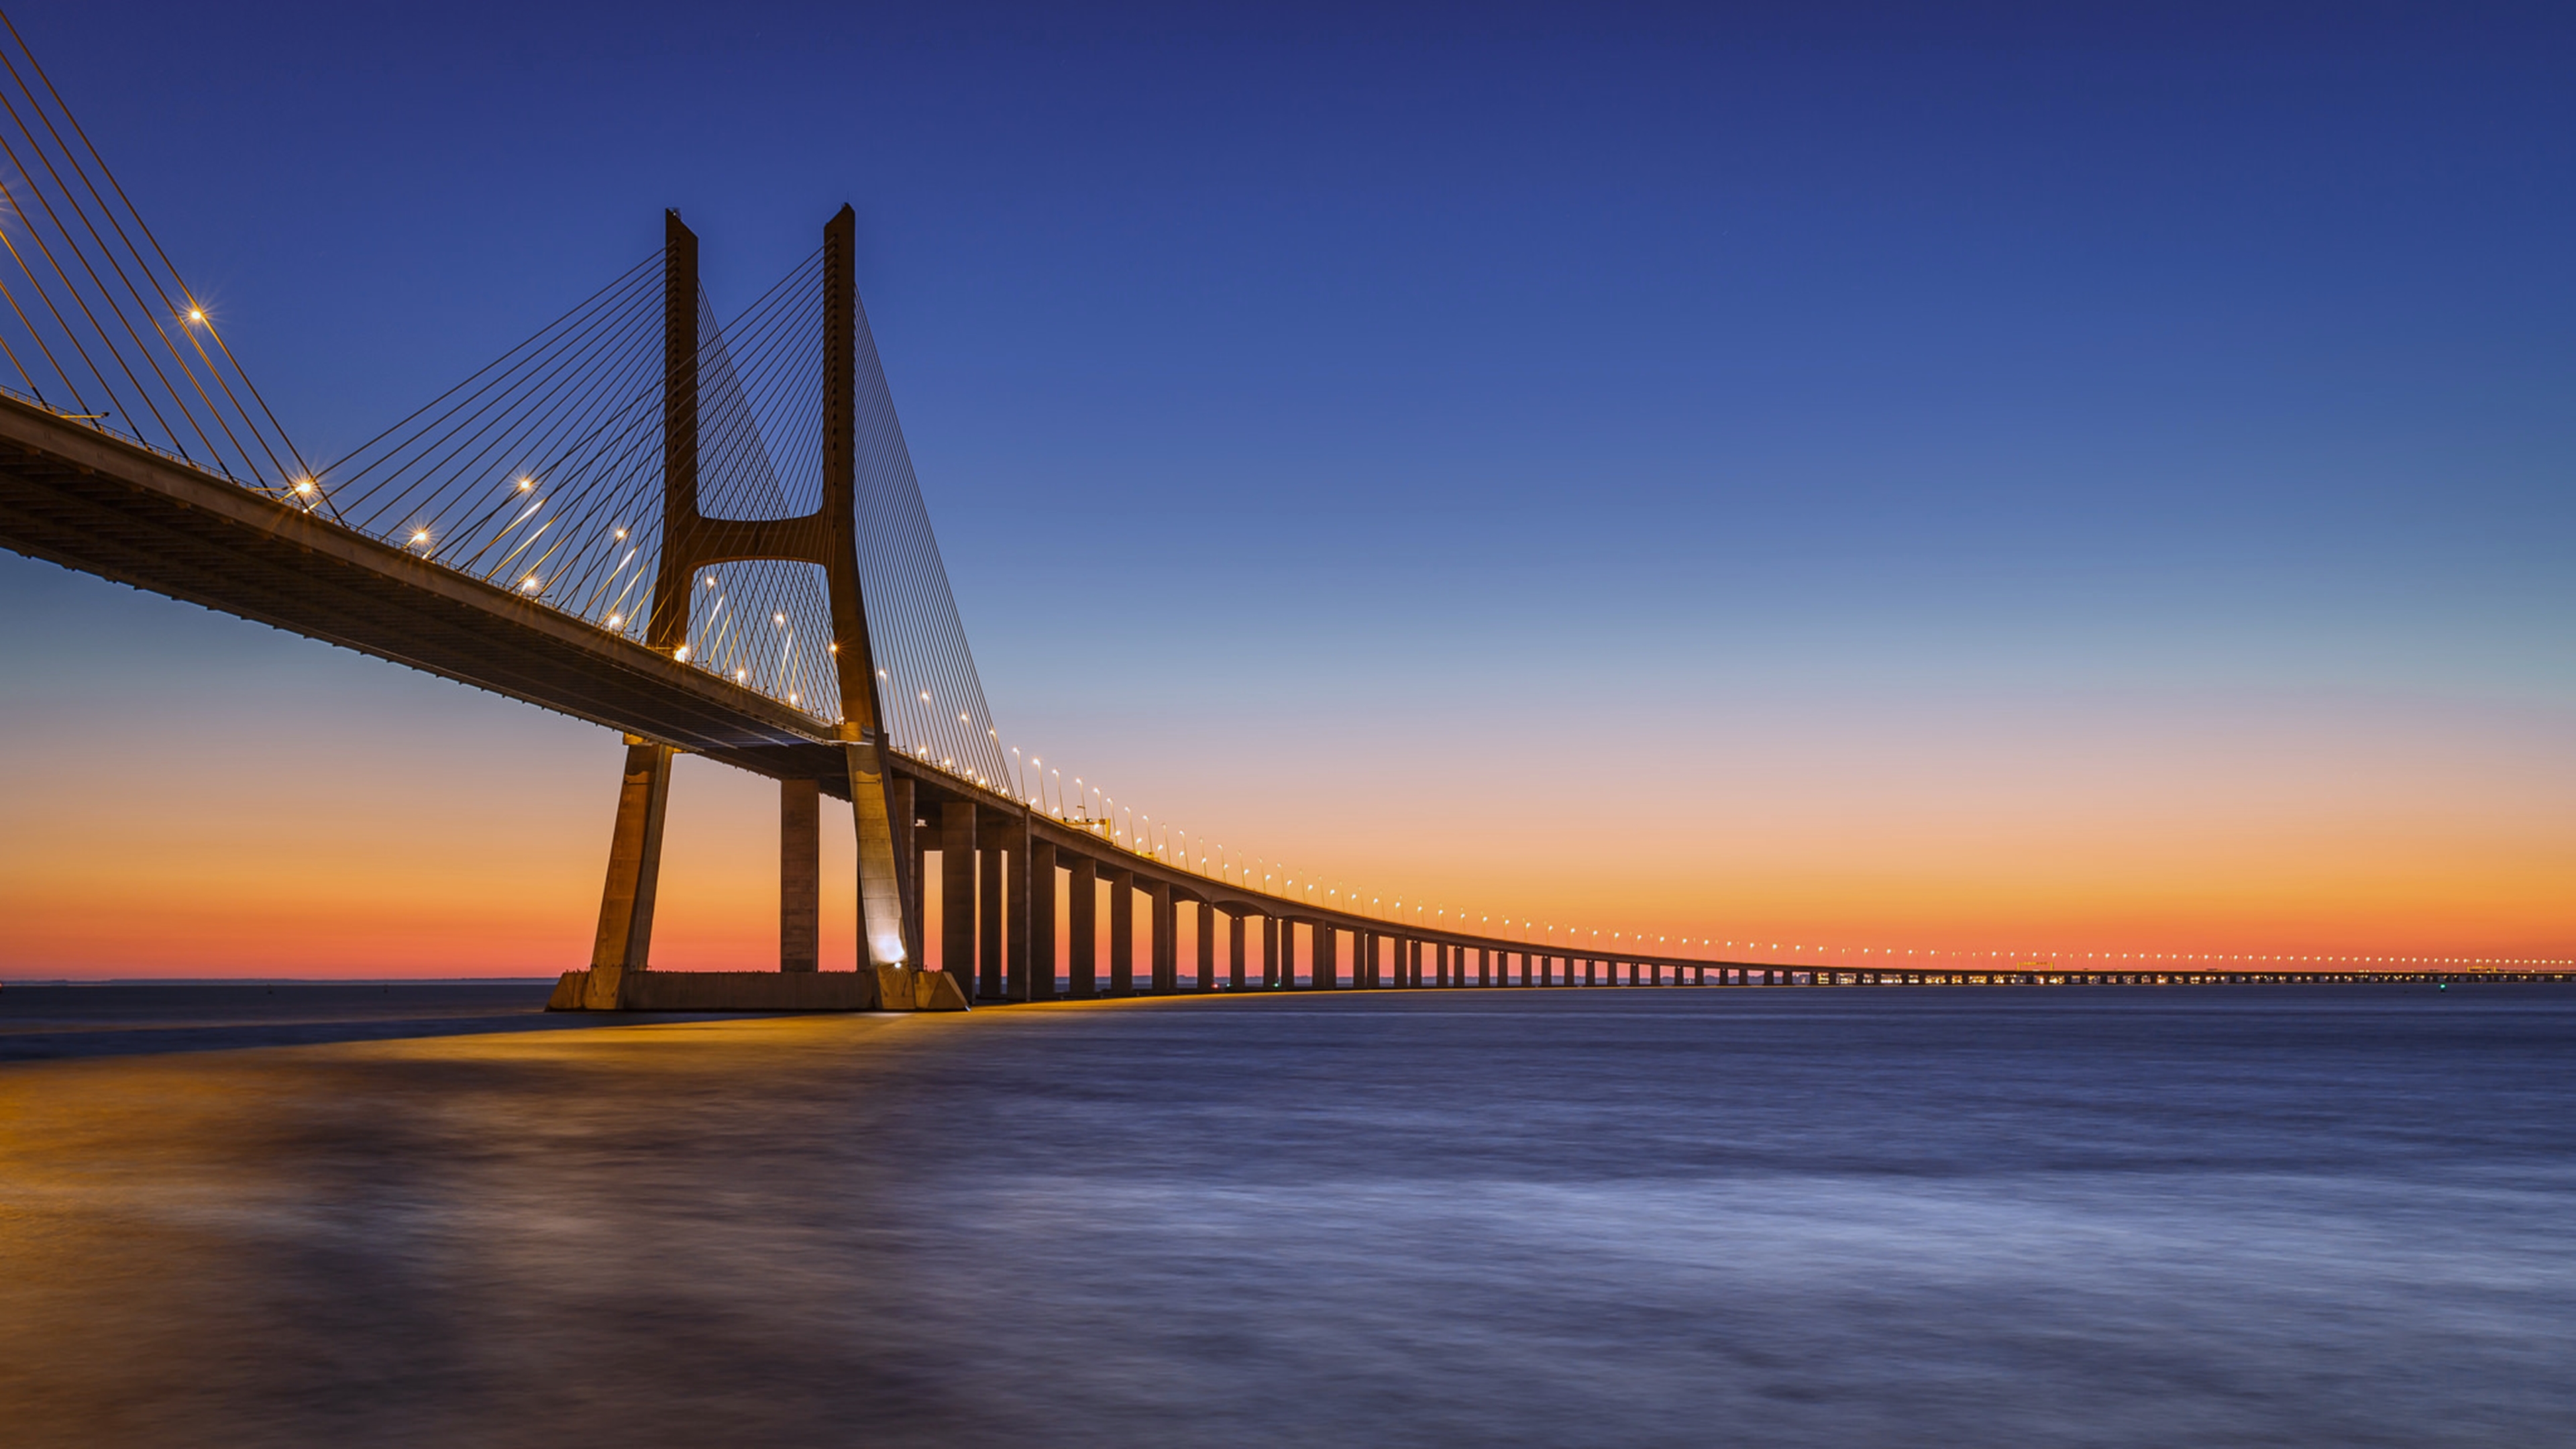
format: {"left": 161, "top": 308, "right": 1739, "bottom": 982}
{"left": 0, "top": 23, "right": 2557, "bottom": 1004}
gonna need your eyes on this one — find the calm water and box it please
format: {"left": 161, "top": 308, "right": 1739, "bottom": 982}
{"left": 1, "top": 984, "right": 2570, "bottom": 1446}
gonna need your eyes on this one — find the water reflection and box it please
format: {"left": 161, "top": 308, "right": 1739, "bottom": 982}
{"left": 2, "top": 988, "right": 2571, "bottom": 1446}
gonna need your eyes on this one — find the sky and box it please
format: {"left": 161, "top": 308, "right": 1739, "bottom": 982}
{"left": 1, "top": 1, "right": 2569, "bottom": 977}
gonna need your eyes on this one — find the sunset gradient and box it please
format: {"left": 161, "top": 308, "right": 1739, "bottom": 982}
{"left": 2, "top": 2, "right": 2569, "bottom": 977}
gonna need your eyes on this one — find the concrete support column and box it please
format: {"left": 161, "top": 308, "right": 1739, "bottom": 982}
{"left": 941, "top": 801, "right": 975, "bottom": 989}
{"left": 1263, "top": 914, "right": 1281, "bottom": 988}
{"left": 1018, "top": 837, "right": 1053, "bottom": 1000}
{"left": 1198, "top": 902, "right": 1219, "bottom": 990}
{"left": 779, "top": 777, "right": 819, "bottom": 972}
{"left": 1314, "top": 924, "right": 1338, "bottom": 989}
{"left": 1108, "top": 869, "right": 1136, "bottom": 994}
{"left": 1230, "top": 910, "right": 1247, "bottom": 989}
{"left": 588, "top": 738, "right": 676, "bottom": 1004}
{"left": 1149, "top": 878, "right": 1177, "bottom": 993}
{"left": 978, "top": 816, "right": 1004, "bottom": 1000}
{"left": 889, "top": 774, "right": 920, "bottom": 967}
{"left": 1068, "top": 855, "right": 1097, "bottom": 998}
{"left": 1477, "top": 948, "right": 1490, "bottom": 987}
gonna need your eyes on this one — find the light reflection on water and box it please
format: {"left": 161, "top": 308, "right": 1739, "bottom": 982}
{"left": 1, "top": 987, "right": 2570, "bottom": 1446}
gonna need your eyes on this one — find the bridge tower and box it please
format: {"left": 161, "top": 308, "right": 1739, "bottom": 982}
{"left": 580, "top": 206, "right": 921, "bottom": 1009}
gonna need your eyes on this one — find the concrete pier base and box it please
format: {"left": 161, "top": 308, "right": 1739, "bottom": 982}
{"left": 545, "top": 965, "right": 969, "bottom": 1012}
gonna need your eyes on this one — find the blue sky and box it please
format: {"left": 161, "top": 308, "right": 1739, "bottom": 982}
{"left": 4, "top": 1, "right": 2569, "bottom": 970}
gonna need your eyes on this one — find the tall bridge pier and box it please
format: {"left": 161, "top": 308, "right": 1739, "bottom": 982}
{"left": 552, "top": 207, "right": 955, "bottom": 1012}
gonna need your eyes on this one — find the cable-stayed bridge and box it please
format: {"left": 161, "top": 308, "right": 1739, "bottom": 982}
{"left": 0, "top": 21, "right": 2551, "bottom": 1002}
{"left": 0, "top": 16, "right": 1770, "bottom": 1010}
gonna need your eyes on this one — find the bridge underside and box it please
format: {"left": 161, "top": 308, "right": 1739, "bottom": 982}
{"left": 0, "top": 395, "right": 852, "bottom": 788}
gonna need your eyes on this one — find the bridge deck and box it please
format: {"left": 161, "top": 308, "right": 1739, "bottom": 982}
{"left": 0, "top": 394, "right": 842, "bottom": 773}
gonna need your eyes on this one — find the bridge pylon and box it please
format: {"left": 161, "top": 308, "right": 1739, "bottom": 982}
{"left": 559, "top": 206, "right": 951, "bottom": 1013}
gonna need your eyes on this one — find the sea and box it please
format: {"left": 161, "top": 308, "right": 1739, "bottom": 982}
{"left": 1, "top": 981, "right": 2570, "bottom": 1446}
